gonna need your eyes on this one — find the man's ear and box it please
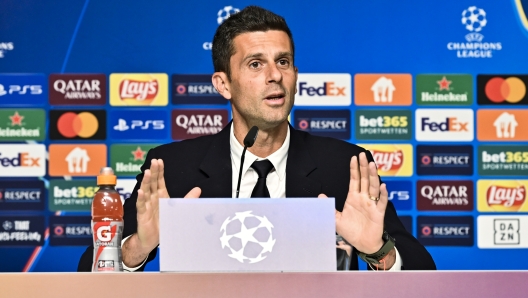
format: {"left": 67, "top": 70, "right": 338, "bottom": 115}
{"left": 212, "top": 72, "right": 232, "bottom": 100}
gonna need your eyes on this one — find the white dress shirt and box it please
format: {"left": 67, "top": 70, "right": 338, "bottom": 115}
{"left": 230, "top": 124, "right": 289, "bottom": 198}
{"left": 123, "top": 125, "right": 402, "bottom": 271}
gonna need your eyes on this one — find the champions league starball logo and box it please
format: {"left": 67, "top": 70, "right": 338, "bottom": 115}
{"left": 220, "top": 211, "right": 276, "bottom": 264}
{"left": 461, "top": 6, "right": 487, "bottom": 41}
{"left": 203, "top": 5, "right": 241, "bottom": 50}
{"left": 217, "top": 6, "right": 240, "bottom": 25}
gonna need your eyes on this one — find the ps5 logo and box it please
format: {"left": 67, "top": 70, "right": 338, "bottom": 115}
{"left": 0, "top": 84, "right": 42, "bottom": 96}
{"left": 388, "top": 191, "right": 410, "bottom": 201}
{"left": 113, "top": 119, "right": 164, "bottom": 131}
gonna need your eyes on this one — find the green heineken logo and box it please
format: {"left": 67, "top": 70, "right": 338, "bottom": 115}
{"left": 355, "top": 110, "right": 412, "bottom": 140}
{"left": 416, "top": 74, "right": 473, "bottom": 105}
{"left": 478, "top": 145, "right": 528, "bottom": 176}
{"left": 49, "top": 180, "right": 96, "bottom": 211}
{"left": 0, "top": 109, "right": 45, "bottom": 141}
{"left": 110, "top": 144, "right": 159, "bottom": 176}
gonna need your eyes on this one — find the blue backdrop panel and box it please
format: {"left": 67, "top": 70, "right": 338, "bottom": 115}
{"left": 1, "top": 0, "right": 527, "bottom": 271}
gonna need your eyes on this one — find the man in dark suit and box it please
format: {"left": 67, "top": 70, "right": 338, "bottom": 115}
{"left": 79, "top": 6, "right": 435, "bottom": 271}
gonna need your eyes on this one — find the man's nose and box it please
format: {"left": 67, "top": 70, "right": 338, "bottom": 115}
{"left": 266, "top": 63, "right": 283, "bottom": 83}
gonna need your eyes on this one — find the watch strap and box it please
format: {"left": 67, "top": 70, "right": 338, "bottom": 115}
{"left": 357, "top": 231, "right": 396, "bottom": 265}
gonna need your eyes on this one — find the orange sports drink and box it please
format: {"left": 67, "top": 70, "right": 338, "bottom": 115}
{"left": 91, "top": 167, "right": 124, "bottom": 272}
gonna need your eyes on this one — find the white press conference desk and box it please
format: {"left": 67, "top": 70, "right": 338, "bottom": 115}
{"left": 1, "top": 271, "right": 527, "bottom": 298}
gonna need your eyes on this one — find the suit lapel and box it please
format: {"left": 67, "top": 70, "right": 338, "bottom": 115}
{"left": 286, "top": 126, "right": 322, "bottom": 197}
{"left": 196, "top": 123, "right": 233, "bottom": 198}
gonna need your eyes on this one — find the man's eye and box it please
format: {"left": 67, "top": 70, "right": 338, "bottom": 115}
{"left": 250, "top": 62, "right": 260, "bottom": 68}
{"left": 278, "top": 59, "right": 289, "bottom": 66}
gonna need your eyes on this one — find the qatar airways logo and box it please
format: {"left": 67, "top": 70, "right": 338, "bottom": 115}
{"left": 417, "top": 181, "right": 473, "bottom": 211}
{"left": 172, "top": 109, "right": 229, "bottom": 140}
{"left": 49, "top": 74, "right": 106, "bottom": 105}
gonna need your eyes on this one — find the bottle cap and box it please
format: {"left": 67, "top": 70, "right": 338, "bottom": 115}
{"left": 97, "top": 167, "right": 117, "bottom": 185}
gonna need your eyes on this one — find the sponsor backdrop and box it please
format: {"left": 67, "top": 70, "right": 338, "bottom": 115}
{"left": 0, "top": 0, "right": 527, "bottom": 271}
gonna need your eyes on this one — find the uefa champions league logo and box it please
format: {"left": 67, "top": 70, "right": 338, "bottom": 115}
{"left": 447, "top": 5, "right": 500, "bottom": 58}
{"left": 220, "top": 211, "right": 276, "bottom": 264}
{"left": 217, "top": 6, "right": 240, "bottom": 25}
{"left": 461, "top": 6, "right": 487, "bottom": 42}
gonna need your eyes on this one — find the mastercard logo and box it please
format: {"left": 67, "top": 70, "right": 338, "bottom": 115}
{"left": 57, "top": 112, "right": 99, "bottom": 138}
{"left": 485, "top": 77, "right": 526, "bottom": 103}
{"left": 49, "top": 110, "right": 106, "bottom": 140}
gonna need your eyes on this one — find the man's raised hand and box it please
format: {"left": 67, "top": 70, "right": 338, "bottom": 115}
{"left": 320, "top": 152, "right": 389, "bottom": 254}
{"left": 136, "top": 159, "right": 201, "bottom": 253}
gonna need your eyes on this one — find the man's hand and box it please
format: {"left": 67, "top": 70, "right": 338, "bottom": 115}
{"left": 122, "top": 159, "right": 201, "bottom": 268}
{"left": 320, "top": 152, "right": 389, "bottom": 254}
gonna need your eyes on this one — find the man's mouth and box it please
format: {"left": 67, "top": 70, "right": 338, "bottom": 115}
{"left": 265, "top": 92, "right": 285, "bottom": 100}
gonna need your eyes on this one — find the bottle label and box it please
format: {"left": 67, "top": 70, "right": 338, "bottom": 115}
{"left": 92, "top": 221, "right": 123, "bottom": 272}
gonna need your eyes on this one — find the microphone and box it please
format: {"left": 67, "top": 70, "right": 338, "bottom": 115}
{"left": 236, "top": 126, "right": 259, "bottom": 198}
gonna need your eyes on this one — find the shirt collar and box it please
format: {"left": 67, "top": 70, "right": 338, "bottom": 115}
{"left": 230, "top": 124, "right": 290, "bottom": 181}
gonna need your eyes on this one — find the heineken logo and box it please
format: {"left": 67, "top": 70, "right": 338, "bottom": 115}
{"left": 0, "top": 109, "right": 45, "bottom": 141}
{"left": 110, "top": 144, "right": 159, "bottom": 176}
{"left": 416, "top": 75, "right": 473, "bottom": 105}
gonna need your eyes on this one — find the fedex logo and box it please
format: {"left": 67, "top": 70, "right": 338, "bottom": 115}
{"left": 0, "top": 145, "right": 46, "bottom": 177}
{"left": 0, "top": 153, "right": 40, "bottom": 167}
{"left": 295, "top": 74, "right": 351, "bottom": 106}
{"left": 416, "top": 109, "right": 473, "bottom": 141}
{"left": 421, "top": 117, "right": 468, "bottom": 132}
{"left": 299, "top": 82, "right": 345, "bottom": 96}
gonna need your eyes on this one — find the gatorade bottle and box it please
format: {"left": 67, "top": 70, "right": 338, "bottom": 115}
{"left": 92, "top": 167, "right": 124, "bottom": 272}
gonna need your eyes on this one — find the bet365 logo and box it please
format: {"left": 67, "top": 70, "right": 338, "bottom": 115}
{"left": 356, "top": 110, "right": 411, "bottom": 140}
{"left": 478, "top": 145, "right": 528, "bottom": 176}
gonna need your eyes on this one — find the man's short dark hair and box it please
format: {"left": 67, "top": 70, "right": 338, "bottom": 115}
{"left": 212, "top": 6, "right": 295, "bottom": 80}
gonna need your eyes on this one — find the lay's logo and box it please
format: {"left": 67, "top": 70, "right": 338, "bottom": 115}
{"left": 119, "top": 79, "right": 158, "bottom": 100}
{"left": 110, "top": 74, "right": 168, "bottom": 106}
{"left": 358, "top": 144, "right": 413, "bottom": 176}
{"left": 487, "top": 185, "right": 525, "bottom": 209}
{"left": 478, "top": 180, "right": 528, "bottom": 212}
{"left": 371, "top": 149, "right": 403, "bottom": 172}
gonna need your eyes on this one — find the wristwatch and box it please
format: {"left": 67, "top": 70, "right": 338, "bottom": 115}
{"left": 357, "top": 231, "right": 396, "bottom": 265}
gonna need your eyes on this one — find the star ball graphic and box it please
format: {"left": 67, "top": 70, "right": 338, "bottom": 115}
{"left": 219, "top": 211, "right": 276, "bottom": 264}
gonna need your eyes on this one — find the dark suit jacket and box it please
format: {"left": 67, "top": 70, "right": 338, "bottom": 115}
{"left": 78, "top": 123, "right": 435, "bottom": 271}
